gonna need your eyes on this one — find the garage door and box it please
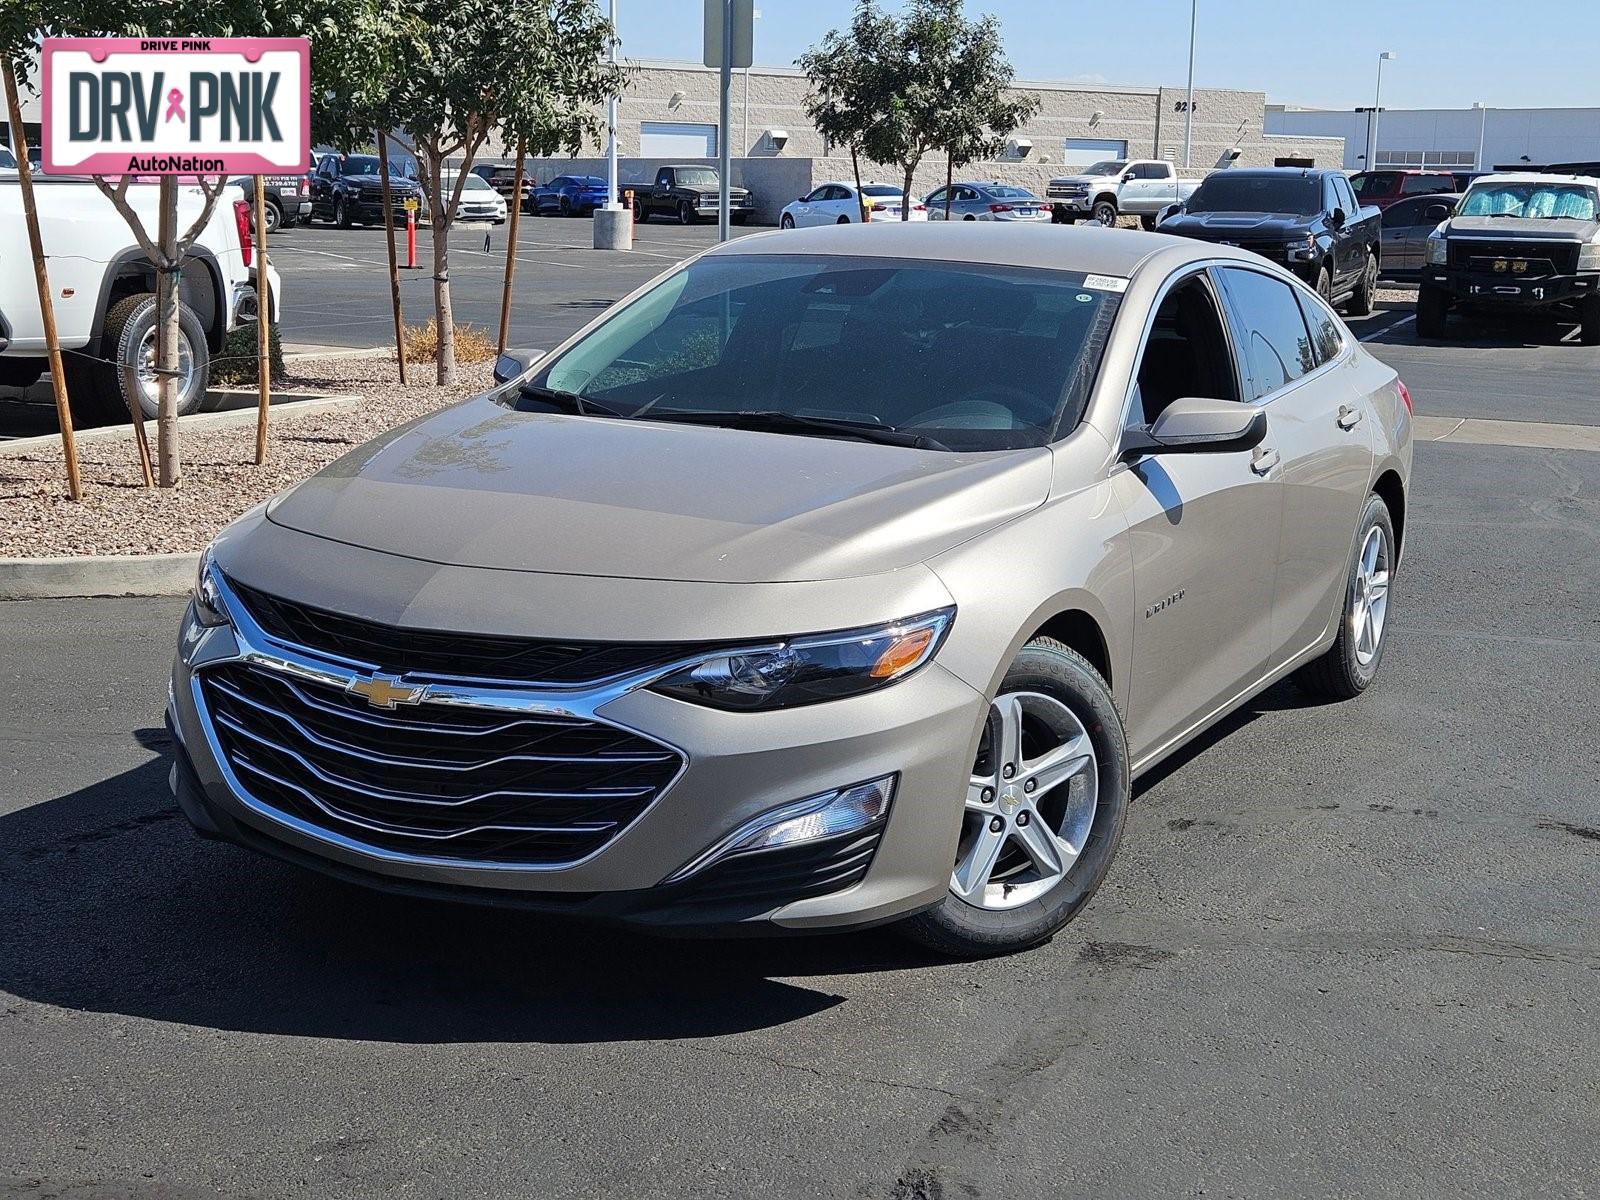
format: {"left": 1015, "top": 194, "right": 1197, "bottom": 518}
{"left": 640, "top": 122, "right": 718, "bottom": 158}
{"left": 1062, "top": 138, "right": 1129, "bottom": 168}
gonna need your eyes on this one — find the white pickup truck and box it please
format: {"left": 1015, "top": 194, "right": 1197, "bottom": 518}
{"left": 0, "top": 174, "right": 279, "bottom": 422}
{"left": 1046, "top": 158, "right": 1204, "bottom": 228}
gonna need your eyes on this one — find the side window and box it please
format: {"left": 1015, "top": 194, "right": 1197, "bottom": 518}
{"left": 958, "top": 186, "right": 980, "bottom": 202}
{"left": 1132, "top": 273, "right": 1242, "bottom": 426}
{"left": 656, "top": 169, "right": 671, "bottom": 187}
{"left": 1216, "top": 267, "right": 1318, "bottom": 400}
{"left": 1296, "top": 289, "right": 1345, "bottom": 365}
{"left": 826, "top": 185, "right": 850, "bottom": 202}
{"left": 1401, "top": 174, "right": 1451, "bottom": 195}
{"left": 925, "top": 187, "right": 948, "bottom": 207}
{"left": 1340, "top": 175, "right": 1360, "bottom": 212}
{"left": 1381, "top": 198, "right": 1422, "bottom": 228}
{"left": 803, "top": 186, "right": 827, "bottom": 202}
{"left": 1324, "top": 177, "right": 1341, "bottom": 214}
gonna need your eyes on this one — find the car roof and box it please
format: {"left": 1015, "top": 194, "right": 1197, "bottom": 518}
{"left": 1470, "top": 171, "right": 1600, "bottom": 186}
{"left": 1213, "top": 167, "right": 1329, "bottom": 180}
{"left": 707, "top": 221, "right": 1258, "bottom": 277}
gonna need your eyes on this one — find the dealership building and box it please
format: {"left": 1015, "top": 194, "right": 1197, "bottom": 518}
{"left": 1266, "top": 103, "right": 1600, "bottom": 172}
{"left": 503, "top": 59, "right": 1344, "bottom": 222}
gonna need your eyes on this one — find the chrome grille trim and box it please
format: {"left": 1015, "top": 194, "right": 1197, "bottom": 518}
{"left": 187, "top": 570, "right": 695, "bottom": 871}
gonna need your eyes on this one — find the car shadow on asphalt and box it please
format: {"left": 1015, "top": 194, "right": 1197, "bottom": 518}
{"left": 0, "top": 750, "right": 948, "bottom": 1045}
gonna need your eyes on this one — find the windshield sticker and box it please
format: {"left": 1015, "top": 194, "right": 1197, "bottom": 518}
{"left": 1082, "top": 274, "right": 1129, "bottom": 293}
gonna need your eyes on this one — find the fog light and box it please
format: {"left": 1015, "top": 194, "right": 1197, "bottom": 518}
{"left": 662, "top": 775, "right": 896, "bottom": 885}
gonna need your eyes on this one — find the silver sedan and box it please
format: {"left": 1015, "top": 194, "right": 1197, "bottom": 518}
{"left": 925, "top": 181, "right": 1051, "bottom": 222}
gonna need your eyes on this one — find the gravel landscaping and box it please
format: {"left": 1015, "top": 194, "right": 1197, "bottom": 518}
{"left": 0, "top": 356, "right": 494, "bottom": 559}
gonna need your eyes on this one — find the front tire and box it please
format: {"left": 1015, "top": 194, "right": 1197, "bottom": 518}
{"left": 1579, "top": 295, "right": 1600, "bottom": 346}
{"left": 900, "top": 639, "right": 1130, "bottom": 959}
{"left": 678, "top": 200, "right": 697, "bottom": 225}
{"left": 334, "top": 195, "right": 351, "bottom": 229}
{"left": 1416, "top": 285, "right": 1450, "bottom": 339}
{"left": 1315, "top": 265, "right": 1333, "bottom": 304}
{"left": 780, "top": 213, "right": 795, "bottom": 229}
{"left": 1092, "top": 199, "right": 1118, "bottom": 226}
{"left": 1295, "top": 494, "right": 1396, "bottom": 699}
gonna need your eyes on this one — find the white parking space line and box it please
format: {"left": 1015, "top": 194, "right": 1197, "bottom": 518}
{"left": 1361, "top": 314, "right": 1416, "bottom": 343}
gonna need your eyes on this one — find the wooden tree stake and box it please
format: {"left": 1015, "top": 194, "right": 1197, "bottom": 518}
{"left": 377, "top": 129, "right": 408, "bottom": 384}
{"left": 4, "top": 60, "right": 82, "bottom": 501}
{"left": 253, "top": 175, "right": 271, "bottom": 464}
{"left": 497, "top": 138, "right": 526, "bottom": 356}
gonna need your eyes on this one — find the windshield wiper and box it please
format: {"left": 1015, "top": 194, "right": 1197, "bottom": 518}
{"left": 517, "top": 384, "right": 624, "bottom": 418}
{"left": 643, "top": 409, "right": 951, "bottom": 451}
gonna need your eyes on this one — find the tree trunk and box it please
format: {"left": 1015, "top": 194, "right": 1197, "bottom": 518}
{"left": 156, "top": 176, "right": 181, "bottom": 488}
{"left": 944, "top": 155, "right": 954, "bottom": 220}
{"left": 426, "top": 149, "right": 456, "bottom": 386}
{"left": 902, "top": 164, "right": 917, "bottom": 221}
{"left": 850, "top": 145, "right": 866, "bottom": 222}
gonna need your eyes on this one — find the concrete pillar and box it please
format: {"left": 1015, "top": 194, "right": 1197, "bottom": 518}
{"left": 593, "top": 207, "right": 633, "bottom": 250}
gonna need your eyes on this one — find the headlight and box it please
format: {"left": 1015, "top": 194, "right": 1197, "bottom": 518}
{"left": 1579, "top": 243, "right": 1600, "bottom": 272}
{"left": 652, "top": 608, "right": 954, "bottom": 711}
{"left": 1425, "top": 233, "right": 1448, "bottom": 265}
{"left": 191, "top": 547, "right": 229, "bottom": 628}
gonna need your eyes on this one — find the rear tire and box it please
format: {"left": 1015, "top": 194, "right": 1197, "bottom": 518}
{"left": 1580, "top": 295, "right": 1600, "bottom": 346}
{"left": 1295, "top": 494, "right": 1396, "bottom": 700}
{"left": 262, "top": 197, "right": 283, "bottom": 235}
{"left": 1416, "top": 285, "right": 1450, "bottom": 339}
{"left": 836, "top": 215, "right": 850, "bottom": 224}
{"left": 1348, "top": 250, "right": 1378, "bottom": 316}
{"left": 71, "top": 293, "right": 210, "bottom": 424}
{"left": 900, "top": 639, "right": 1130, "bottom": 959}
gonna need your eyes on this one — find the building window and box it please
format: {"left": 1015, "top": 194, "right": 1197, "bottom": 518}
{"left": 1376, "top": 149, "right": 1475, "bottom": 167}
{"left": 1062, "top": 137, "right": 1128, "bottom": 168}
{"left": 640, "top": 121, "right": 718, "bottom": 158}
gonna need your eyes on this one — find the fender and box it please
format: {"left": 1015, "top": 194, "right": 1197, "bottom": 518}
{"left": 88, "top": 246, "right": 226, "bottom": 353}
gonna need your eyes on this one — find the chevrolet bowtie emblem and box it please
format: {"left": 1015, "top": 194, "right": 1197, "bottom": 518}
{"left": 347, "top": 674, "right": 429, "bottom": 709}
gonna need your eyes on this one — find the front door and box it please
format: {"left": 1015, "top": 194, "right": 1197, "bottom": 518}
{"left": 1215, "top": 265, "right": 1373, "bottom": 664}
{"left": 1380, "top": 197, "right": 1423, "bottom": 276}
{"left": 1114, "top": 269, "right": 1280, "bottom": 763}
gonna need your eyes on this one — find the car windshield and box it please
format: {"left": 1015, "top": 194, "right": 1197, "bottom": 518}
{"left": 1187, "top": 174, "right": 1322, "bottom": 215}
{"left": 1459, "top": 182, "right": 1599, "bottom": 220}
{"left": 1352, "top": 172, "right": 1400, "bottom": 198}
{"left": 460, "top": 175, "right": 492, "bottom": 191}
{"left": 674, "top": 168, "right": 719, "bottom": 188}
{"left": 1084, "top": 161, "right": 1127, "bottom": 175}
{"left": 514, "top": 254, "right": 1124, "bottom": 452}
{"left": 862, "top": 185, "right": 903, "bottom": 198}
{"left": 343, "top": 156, "right": 384, "bottom": 176}
{"left": 0, "top": 146, "right": 15, "bottom": 168}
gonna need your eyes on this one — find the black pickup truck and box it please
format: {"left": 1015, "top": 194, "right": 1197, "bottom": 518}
{"left": 309, "top": 153, "right": 422, "bottom": 229}
{"left": 1158, "top": 168, "right": 1382, "bottom": 315}
{"left": 631, "top": 165, "right": 754, "bottom": 225}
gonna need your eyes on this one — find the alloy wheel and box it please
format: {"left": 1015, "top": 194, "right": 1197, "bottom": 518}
{"left": 1351, "top": 524, "right": 1391, "bottom": 667}
{"left": 953, "top": 691, "right": 1099, "bottom": 911}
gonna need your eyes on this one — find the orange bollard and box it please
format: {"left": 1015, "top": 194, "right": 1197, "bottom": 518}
{"left": 405, "top": 210, "right": 417, "bottom": 270}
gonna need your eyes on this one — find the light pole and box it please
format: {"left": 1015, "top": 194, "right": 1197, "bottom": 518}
{"left": 1182, "top": 0, "right": 1197, "bottom": 169}
{"left": 605, "top": 0, "right": 620, "bottom": 210}
{"left": 1367, "top": 51, "right": 1394, "bottom": 172}
{"left": 1474, "top": 101, "right": 1488, "bottom": 171}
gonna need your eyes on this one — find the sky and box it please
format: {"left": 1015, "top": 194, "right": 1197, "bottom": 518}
{"left": 619, "top": 1, "right": 1591, "bottom": 112}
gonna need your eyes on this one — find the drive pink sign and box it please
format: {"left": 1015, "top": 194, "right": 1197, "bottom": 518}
{"left": 41, "top": 37, "right": 309, "bottom": 176}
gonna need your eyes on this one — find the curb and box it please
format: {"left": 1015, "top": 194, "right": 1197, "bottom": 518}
{"left": 0, "top": 394, "right": 359, "bottom": 458}
{"left": 281, "top": 344, "right": 392, "bottom": 362}
{"left": 0, "top": 552, "right": 200, "bottom": 601}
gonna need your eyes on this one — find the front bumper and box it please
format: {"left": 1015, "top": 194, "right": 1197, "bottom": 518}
{"left": 1424, "top": 266, "right": 1599, "bottom": 306}
{"left": 354, "top": 197, "right": 417, "bottom": 223}
{"left": 167, "top": 561, "right": 983, "bottom": 934}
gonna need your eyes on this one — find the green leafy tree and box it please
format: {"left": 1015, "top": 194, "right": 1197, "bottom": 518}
{"left": 797, "top": 1, "right": 895, "bottom": 222}
{"left": 383, "top": 0, "right": 626, "bottom": 384}
{"left": 931, "top": 9, "right": 1039, "bottom": 218}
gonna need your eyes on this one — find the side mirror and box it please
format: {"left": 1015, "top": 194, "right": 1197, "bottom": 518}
{"left": 492, "top": 348, "right": 544, "bottom": 385}
{"left": 1424, "top": 203, "right": 1451, "bottom": 223}
{"left": 1121, "top": 397, "right": 1268, "bottom": 459}
{"left": 1330, "top": 207, "right": 1347, "bottom": 228}
{"left": 1121, "top": 171, "right": 1136, "bottom": 182}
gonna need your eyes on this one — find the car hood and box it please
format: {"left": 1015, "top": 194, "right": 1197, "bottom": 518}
{"left": 1447, "top": 215, "right": 1599, "bottom": 241}
{"left": 348, "top": 173, "right": 419, "bottom": 192}
{"left": 264, "top": 397, "right": 1054, "bottom": 584}
{"left": 1162, "top": 211, "right": 1313, "bottom": 238}
{"left": 1049, "top": 174, "right": 1112, "bottom": 186}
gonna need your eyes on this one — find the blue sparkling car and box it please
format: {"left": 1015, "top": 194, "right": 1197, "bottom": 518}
{"left": 533, "top": 175, "right": 611, "bottom": 217}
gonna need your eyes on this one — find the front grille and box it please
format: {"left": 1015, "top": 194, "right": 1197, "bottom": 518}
{"left": 1449, "top": 239, "right": 1578, "bottom": 275}
{"left": 198, "top": 661, "right": 683, "bottom": 864}
{"left": 228, "top": 577, "right": 705, "bottom": 687}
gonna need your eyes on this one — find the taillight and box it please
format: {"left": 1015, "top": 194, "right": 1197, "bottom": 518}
{"left": 913, "top": 203, "right": 927, "bottom": 211}
{"left": 990, "top": 203, "right": 1012, "bottom": 213}
{"left": 1397, "top": 380, "right": 1413, "bottom": 414}
{"left": 233, "top": 199, "right": 253, "bottom": 267}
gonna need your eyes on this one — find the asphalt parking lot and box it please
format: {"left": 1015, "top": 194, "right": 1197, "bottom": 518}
{"left": 4, "top": 230, "right": 1599, "bottom": 1198}
{"left": 269, "top": 216, "right": 757, "bottom": 352}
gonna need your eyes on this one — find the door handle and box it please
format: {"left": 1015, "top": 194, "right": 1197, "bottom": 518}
{"left": 1250, "top": 447, "right": 1281, "bottom": 477}
{"left": 1337, "top": 404, "right": 1364, "bottom": 431}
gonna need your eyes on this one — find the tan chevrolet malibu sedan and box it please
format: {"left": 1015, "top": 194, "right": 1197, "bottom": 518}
{"left": 169, "top": 223, "right": 1412, "bottom": 957}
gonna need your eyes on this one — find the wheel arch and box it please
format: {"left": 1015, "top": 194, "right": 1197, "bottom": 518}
{"left": 1372, "top": 467, "right": 1406, "bottom": 558}
{"left": 1027, "top": 609, "right": 1114, "bottom": 691}
{"left": 91, "top": 247, "right": 225, "bottom": 353}
{"left": 1092, "top": 192, "right": 1119, "bottom": 212}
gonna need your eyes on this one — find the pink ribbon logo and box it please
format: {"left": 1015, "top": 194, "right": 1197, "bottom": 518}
{"left": 164, "top": 88, "right": 185, "bottom": 123}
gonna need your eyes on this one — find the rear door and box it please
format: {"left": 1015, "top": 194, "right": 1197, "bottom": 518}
{"left": 1114, "top": 267, "right": 1281, "bottom": 761}
{"left": 1121, "top": 162, "right": 1172, "bottom": 212}
{"left": 1215, "top": 265, "right": 1374, "bottom": 664}
{"left": 1380, "top": 197, "right": 1426, "bottom": 274}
